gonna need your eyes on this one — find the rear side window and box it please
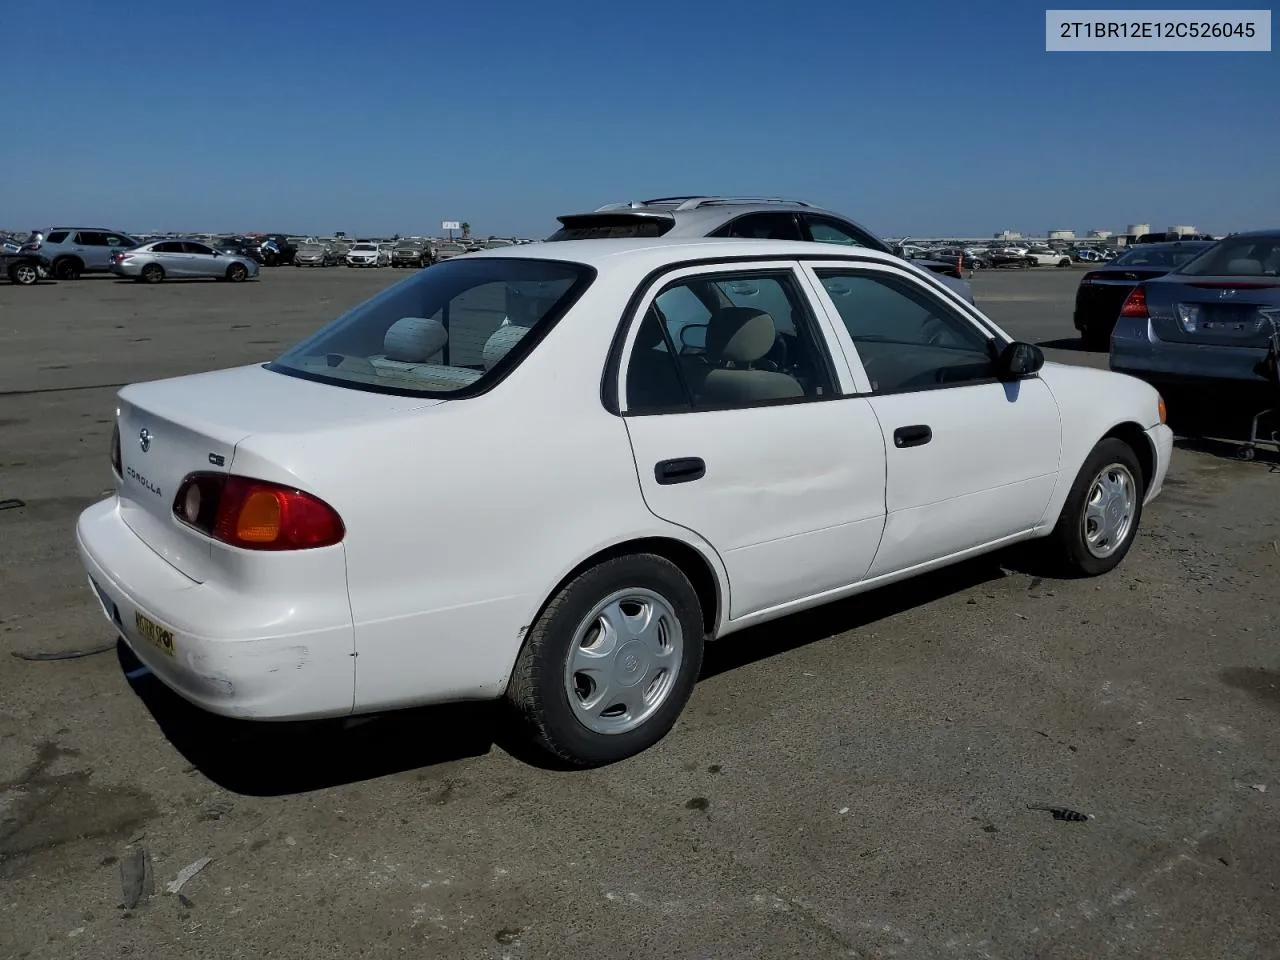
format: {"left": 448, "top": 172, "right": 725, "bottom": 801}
{"left": 547, "top": 215, "right": 674, "bottom": 241}
{"left": 47, "top": 231, "right": 69, "bottom": 244}
{"left": 712, "top": 212, "right": 803, "bottom": 241}
{"left": 153, "top": 241, "right": 184, "bottom": 253}
{"left": 269, "top": 258, "right": 595, "bottom": 397}
{"left": 76, "top": 231, "right": 109, "bottom": 245}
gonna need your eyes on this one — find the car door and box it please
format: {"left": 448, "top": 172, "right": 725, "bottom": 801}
{"left": 617, "top": 262, "right": 888, "bottom": 620}
{"left": 73, "top": 231, "right": 109, "bottom": 270}
{"left": 803, "top": 260, "right": 1062, "bottom": 577}
{"left": 182, "top": 241, "right": 220, "bottom": 277}
{"left": 150, "top": 241, "right": 192, "bottom": 275}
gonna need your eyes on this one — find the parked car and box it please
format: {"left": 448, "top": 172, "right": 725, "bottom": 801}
{"left": 345, "top": 241, "right": 389, "bottom": 267}
{"left": 76, "top": 236, "right": 1171, "bottom": 767}
{"left": 110, "top": 238, "right": 260, "bottom": 283}
{"left": 1073, "top": 241, "right": 1216, "bottom": 350}
{"left": 1, "top": 244, "right": 51, "bottom": 285}
{"left": 1024, "top": 245, "right": 1074, "bottom": 268}
{"left": 215, "top": 237, "right": 265, "bottom": 264}
{"left": 391, "top": 239, "right": 430, "bottom": 268}
{"left": 32, "top": 227, "right": 139, "bottom": 279}
{"left": 433, "top": 241, "right": 468, "bottom": 261}
{"left": 548, "top": 197, "right": 975, "bottom": 303}
{"left": 294, "top": 241, "right": 337, "bottom": 267}
{"left": 254, "top": 235, "right": 297, "bottom": 266}
{"left": 1110, "top": 229, "right": 1280, "bottom": 436}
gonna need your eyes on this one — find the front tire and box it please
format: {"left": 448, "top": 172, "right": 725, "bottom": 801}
{"left": 1043, "top": 438, "right": 1145, "bottom": 576}
{"left": 9, "top": 262, "right": 39, "bottom": 285}
{"left": 226, "top": 262, "right": 248, "bottom": 282}
{"left": 507, "top": 554, "right": 705, "bottom": 767}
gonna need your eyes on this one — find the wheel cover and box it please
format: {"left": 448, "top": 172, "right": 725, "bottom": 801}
{"left": 1082, "top": 462, "right": 1137, "bottom": 558}
{"left": 563, "top": 588, "right": 684, "bottom": 736}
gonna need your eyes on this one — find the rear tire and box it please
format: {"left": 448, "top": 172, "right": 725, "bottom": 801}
{"left": 53, "top": 258, "right": 82, "bottom": 280}
{"left": 140, "top": 263, "right": 164, "bottom": 284}
{"left": 1041, "top": 438, "right": 1145, "bottom": 577}
{"left": 1058, "top": 257, "right": 1072, "bottom": 268}
{"left": 506, "top": 554, "right": 705, "bottom": 767}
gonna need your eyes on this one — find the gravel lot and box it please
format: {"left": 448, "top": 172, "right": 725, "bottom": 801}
{"left": 1, "top": 265, "right": 1278, "bottom": 960}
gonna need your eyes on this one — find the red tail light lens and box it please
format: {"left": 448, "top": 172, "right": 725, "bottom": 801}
{"left": 173, "top": 473, "right": 344, "bottom": 550}
{"left": 110, "top": 421, "right": 121, "bottom": 476}
{"left": 1119, "top": 285, "right": 1148, "bottom": 318}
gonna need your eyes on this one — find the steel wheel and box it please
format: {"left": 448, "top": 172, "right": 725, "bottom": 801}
{"left": 1081, "top": 462, "right": 1137, "bottom": 559}
{"left": 564, "top": 588, "right": 683, "bottom": 736}
{"left": 11, "top": 263, "right": 38, "bottom": 285}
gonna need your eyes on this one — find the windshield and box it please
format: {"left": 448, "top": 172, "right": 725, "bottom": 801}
{"left": 268, "top": 257, "right": 595, "bottom": 396}
{"left": 1175, "top": 236, "right": 1280, "bottom": 277}
{"left": 1112, "top": 244, "right": 1209, "bottom": 268}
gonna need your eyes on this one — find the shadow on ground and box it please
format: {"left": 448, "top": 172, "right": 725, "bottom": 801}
{"left": 122, "top": 555, "right": 1019, "bottom": 794}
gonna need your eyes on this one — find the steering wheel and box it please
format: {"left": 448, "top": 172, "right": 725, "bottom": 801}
{"left": 758, "top": 332, "right": 789, "bottom": 372}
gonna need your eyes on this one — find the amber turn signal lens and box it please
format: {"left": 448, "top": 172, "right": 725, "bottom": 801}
{"left": 1158, "top": 395, "right": 1167, "bottom": 424}
{"left": 235, "top": 490, "right": 283, "bottom": 543}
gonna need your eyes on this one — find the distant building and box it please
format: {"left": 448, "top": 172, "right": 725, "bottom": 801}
{"left": 1047, "top": 228, "right": 1075, "bottom": 241}
{"left": 1127, "top": 223, "right": 1150, "bottom": 238}
{"left": 994, "top": 229, "right": 1023, "bottom": 240}
{"left": 1168, "top": 225, "right": 1197, "bottom": 236}
{"left": 1088, "top": 229, "right": 1112, "bottom": 239}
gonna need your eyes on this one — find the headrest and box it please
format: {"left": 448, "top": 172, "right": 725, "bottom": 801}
{"left": 483, "top": 324, "right": 530, "bottom": 370}
{"left": 384, "top": 317, "right": 447, "bottom": 362}
{"left": 707, "top": 307, "right": 776, "bottom": 363}
{"left": 1227, "top": 258, "right": 1262, "bottom": 275}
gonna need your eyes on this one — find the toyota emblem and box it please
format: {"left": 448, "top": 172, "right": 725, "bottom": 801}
{"left": 138, "top": 428, "right": 152, "bottom": 452}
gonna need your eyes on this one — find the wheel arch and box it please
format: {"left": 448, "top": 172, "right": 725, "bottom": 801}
{"left": 530, "top": 536, "right": 726, "bottom": 644}
{"left": 1100, "top": 420, "right": 1155, "bottom": 494}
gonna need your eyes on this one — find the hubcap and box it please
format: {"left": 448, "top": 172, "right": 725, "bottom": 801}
{"left": 15, "top": 265, "right": 36, "bottom": 283}
{"left": 1082, "top": 462, "right": 1137, "bottom": 558}
{"left": 564, "top": 588, "right": 683, "bottom": 736}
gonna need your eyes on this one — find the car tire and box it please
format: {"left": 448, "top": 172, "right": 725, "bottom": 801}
{"left": 140, "top": 263, "right": 164, "bottom": 284}
{"left": 1042, "top": 437, "right": 1145, "bottom": 577}
{"left": 1058, "top": 258, "right": 1072, "bottom": 268}
{"left": 507, "top": 553, "right": 706, "bottom": 767}
{"left": 9, "top": 262, "right": 39, "bottom": 285}
{"left": 53, "top": 258, "right": 82, "bottom": 281}
{"left": 226, "top": 262, "right": 248, "bottom": 282}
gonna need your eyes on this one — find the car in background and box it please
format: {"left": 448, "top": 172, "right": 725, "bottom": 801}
{"left": 215, "top": 236, "right": 266, "bottom": 264}
{"left": 31, "top": 227, "right": 139, "bottom": 279}
{"left": 1, "top": 243, "right": 52, "bottom": 285}
{"left": 294, "top": 241, "right": 338, "bottom": 267}
{"left": 391, "top": 239, "right": 431, "bottom": 268}
{"left": 345, "top": 241, "right": 389, "bottom": 267}
{"left": 75, "top": 236, "right": 1170, "bottom": 768}
{"left": 1110, "top": 229, "right": 1280, "bottom": 436}
{"left": 548, "top": 197, "right": 974, "bottom": 303}
{"left": 1073, "top": 241, "right": 1215, "bottom": 350}
{"left": 110, "top": 238, "right": 260, "bottom": 283}
{"left": 433, "top": 241, "right": 468, "bottom": 261}
{"left": 254, "top": 235, "right": 297, "bottom": 266}
{"left": 1024, "top": 245, "right": 1074, "bottom": 268}
{"left": 483, "top": 237, "right": 516, "bottom": 250}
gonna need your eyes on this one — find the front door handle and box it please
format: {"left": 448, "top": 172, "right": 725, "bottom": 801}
{"left": 655, "top": 457, "right": 705, "bottom": 485}
{"left": 893, "top": 424, "right": 932, "bottom": 448}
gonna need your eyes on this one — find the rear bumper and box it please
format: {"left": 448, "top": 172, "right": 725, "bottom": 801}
{"left": 76, "top": 497, "right": 356, "bottom": 720}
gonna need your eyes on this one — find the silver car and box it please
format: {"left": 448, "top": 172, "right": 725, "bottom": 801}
{"left": 110, "top": 238, "right": 260, "bottom": 283}
{"left": 294, "top": 242, "right": 335, "bottom": 267}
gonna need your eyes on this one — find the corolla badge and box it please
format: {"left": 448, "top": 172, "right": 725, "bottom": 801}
{"left": 138, "top": 428, "right": 152, "bottom": 452}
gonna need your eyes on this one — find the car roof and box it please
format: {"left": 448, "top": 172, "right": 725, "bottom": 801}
{"left": 463, "top": 236, "right": 907, "bottom": 270}
{"left": 555, "top": 196, "right": 875, "bottom": 233}
{"left": 1222, "top": 228, "right": 1280, "bottom": 239}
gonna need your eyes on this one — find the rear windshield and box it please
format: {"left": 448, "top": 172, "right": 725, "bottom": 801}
{"left": 1112, "top": 244, "right": 1210, "bottom": 268}
{"left": 547, "top": 215, "right": 674, "bottom": 241}
{"left": 1176, "top": 236, "right": 1280, "bottom": 277}
{"left": 268, "top": 257, "right": 595, "bottom": 397}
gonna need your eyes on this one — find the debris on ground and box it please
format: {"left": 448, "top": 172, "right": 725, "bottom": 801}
{"left": 166, "top": 856, "right": 213, "bottom": 895}
{"left": 120, "top": 848, "right": 152, "bottom": 909}
{"left": 1252, "top": 784, "right": 1267, "bottom": 793}
{"left": 1027, "top": 802, "right": 1093, "bottom": 822}
{"left": 11, "top": 642, "right": 116, "bottom": 662}
{"left": 0, "top": 499, "right": 25, "bottom": 512}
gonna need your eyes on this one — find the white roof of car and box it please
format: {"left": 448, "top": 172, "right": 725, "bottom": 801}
{"left": 463, "top": 237, "right": 906, "bottom": 271}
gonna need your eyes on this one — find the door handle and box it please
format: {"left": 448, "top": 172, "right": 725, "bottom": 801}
{"left": 893, "top": 424, "right": 932, "bottom": 448}
{"left": 655, "top": 457, "right": 705, "bottom": 485}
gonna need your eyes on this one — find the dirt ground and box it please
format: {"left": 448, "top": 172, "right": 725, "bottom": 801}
{"left": 1, "top": 266, "right": 1277, "bottom": 960}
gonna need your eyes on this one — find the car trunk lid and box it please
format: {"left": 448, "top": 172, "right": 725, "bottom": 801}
{"left": 1148, "top": 276, "right": 1280, "bottom": 348}
{"left": 115, "top": 363, "right": 438, "bottom": 582}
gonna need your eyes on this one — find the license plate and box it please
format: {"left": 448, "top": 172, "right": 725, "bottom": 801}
{"left": 134, "top": 610, "right": 175, "bottom": 657}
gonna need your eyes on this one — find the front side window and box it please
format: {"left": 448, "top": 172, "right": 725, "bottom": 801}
{"left": 624, "top": 270, "right": 835, "bottom": 413}
{"left": 815, "top": 270, "right": 996, "bottom": 394}
{"left": 269, "top": 258, "right": 594, "bottom": 396}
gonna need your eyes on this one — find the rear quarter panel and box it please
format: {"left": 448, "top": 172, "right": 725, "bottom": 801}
{"left": 1033, "top": 363, "right": 1164, "bottom": 530}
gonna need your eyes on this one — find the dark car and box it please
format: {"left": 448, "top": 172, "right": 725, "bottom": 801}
{"left": 215, "top": 237, "right": 265, "bottom": 263}
{"left": 391, "top": 239, "right": 431, "bottom": 268}
{"left": 1073, "top": 241, "right": 1215, "bottom": 350}
{"left": 2, "top": 246, "right": 52, "bottom": 285}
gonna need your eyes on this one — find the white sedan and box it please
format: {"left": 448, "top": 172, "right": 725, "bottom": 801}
{"left": 77, "top": 238, "right": 1172, "bottom": 767}
{"left": 345, "top": 242, "right": 388, "bottom": 267}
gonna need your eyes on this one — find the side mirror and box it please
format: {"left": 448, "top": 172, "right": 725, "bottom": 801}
{"left": 996, "top": 341, "right": 1044, "bottom": 379}
{"left": 679, "top": 324, "right": 708, "bottom": 352}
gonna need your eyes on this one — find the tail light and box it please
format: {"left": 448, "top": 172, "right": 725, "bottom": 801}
{"left": 1119, "top": 285, "right": 1148, "bottom": 318}
{"left": 110, "top": 421, "right": 121, "bottom": 476}
{"left": 173, "top": 473, "right": 344, "bottom": 550}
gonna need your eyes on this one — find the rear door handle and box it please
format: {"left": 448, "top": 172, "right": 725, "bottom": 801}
{"left": 893, "top": 424, "right": 932, "bottom": 448}
{"left": 655, "top": 457, "right": 705, "bottom": 485}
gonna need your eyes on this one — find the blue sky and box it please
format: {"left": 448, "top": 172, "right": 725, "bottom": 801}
{"left": 2, "top": 0, "right": 1275, "bottom": 238}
